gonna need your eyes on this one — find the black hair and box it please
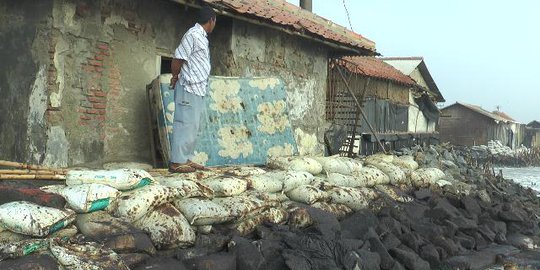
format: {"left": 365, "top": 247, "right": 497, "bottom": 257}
{"left": 197, "top": 6, "right": 216, "bottom": 24}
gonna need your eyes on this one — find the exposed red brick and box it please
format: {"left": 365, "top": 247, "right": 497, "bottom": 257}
{"left": 79, "top": 120, "right": 89, "bottom": 126}
{"left": 95, "top": 55, "right": 105, "bottom": 61}
{"left": 98, "top": 109, "right": 106, "bottom": 115}
{"left": 97, "top": 43, "right": 109, "bottom": 50}
{"left": 85, "top": 109, "right": 99, "bottom": 114}
{"left": 99, "top": 50, "right": 110, "bottom": 56}
{"left": 80, "top": 115, "right": 91, "bottom": 120}
{"left": 89, "top": 60, "right": 103, "bottom": 67}
{"left": 93, "top": 103, "right": 107, "bottom": 109}
{"left": 88, "top": 96, "right": 105, "bottom": 103}
{"left": 93, "top": 91, "right": 107, "bottom": 97}
{"left": 95, "top": 67, "right": 104, "bottom": 73}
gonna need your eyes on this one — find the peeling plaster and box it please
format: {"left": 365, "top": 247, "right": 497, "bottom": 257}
{"left": 267, "top": 143, "right": 294, "bottom": 158}
{"left": 43, "top": 126, "right": 69, "bottom": 168}
{"left": 257, "top": 100, "right": 289, "bottom": 134}
{"left": 26, "top": 66, "right": 48, "bottom": 162}
{"left": 104, "top": 14, "right": 129, "bottom": 36}
{"left": 286, "top": 79, "right": 316, "bottom": 121}
{"left": 50, "top": 37, "right": 69, "bottom": 108}
{"left": 209, "top": 79, "right": 243, "bottom": 113}
{"left": 248, "top": 78, "right": 280, "bottom": 90}
{"left": 294, "top": 128, "right": 321, "bottom": 156}
{"left": 217, "top": 125, "right": 253, "bottom": 159}
{"left": 53, "top": 1, "right": 80, "bottom": 35}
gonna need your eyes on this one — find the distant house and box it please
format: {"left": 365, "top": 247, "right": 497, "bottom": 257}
{"left": 440, "top": 102, "right": 521, "bottom": 148}
{"left": 0, "top": 0, "right": 376, "bottom": 166}
{"left": 524, "top": 121, "right": 540, "bottom": 148}
{"left": 325, "top": 56, "right": 443, "bottom": 155}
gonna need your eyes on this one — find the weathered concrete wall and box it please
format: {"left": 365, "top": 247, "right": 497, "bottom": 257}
{"left": 43, "top": 0, "right": 201, "bottom": 166}
{"left": 2, "top": 0, "right": 349, "bottom": 165}
{"left": 0, "top": 1, "right": 53, "bottom": 163}
{"left": 215, "top": 20, "right": 329, "bottom": 156}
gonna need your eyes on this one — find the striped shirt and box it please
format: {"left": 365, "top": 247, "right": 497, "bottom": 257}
{"left": 174, "top": 23, "right": 211, "bottom": 96}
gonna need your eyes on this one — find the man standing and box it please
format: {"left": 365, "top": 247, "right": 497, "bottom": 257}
{"left": 169, "top": 6, "right": 216, "bottom": 173}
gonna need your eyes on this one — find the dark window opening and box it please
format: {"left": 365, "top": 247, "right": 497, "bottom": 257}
{"left": 161, "top": 56, "right": 172, "bottom": 74}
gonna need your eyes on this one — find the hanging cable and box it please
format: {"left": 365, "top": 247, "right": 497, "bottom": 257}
{"left": 342, "top": 0, "right": 354, "bottom": 31}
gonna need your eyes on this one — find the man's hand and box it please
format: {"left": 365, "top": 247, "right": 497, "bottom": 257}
{"left": 170, "top": 74, "right": 179, "bottom": 89}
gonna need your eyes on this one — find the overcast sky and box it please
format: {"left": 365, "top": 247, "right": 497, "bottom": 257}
{"left": 287, "top": 0, "right": 539, "bottom": 123}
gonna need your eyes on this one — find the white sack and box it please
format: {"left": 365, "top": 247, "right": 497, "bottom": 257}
{"left": 66, "top": 169, "right": 154, "bottom": 191}
{"left": 203, "top": 177, "right": 247, "bottom": 197}
{"left": 245, "top": 171, "right": 285, "bottom": 193}
{"left": 286, "top": 185, "right": 327, "bottom": 205}
{"left": 328, "top": 187, "right": 378, "bottom": 211}
{"left": 43, "top": 184, "right": 120, "bottom": 213}
{"left": 114, "top": 185, "right": 180, "bottom": 222}
{"left": 353, "top": 166, "right": 391, "bottom": 187}
{"left": 0, "top": 201, "right": 75, "bottom": 237}
{"left": 281, "top": 171, "right": 314, "bottom": 192}
{"left": 174, "top": 198, "right": 234, "bottom": 226}
{"left": 133, "top": 203, "right": 196, "bottom": 249}
{"left": 157, "top": 177, "right": 214, "bottom": 198}
{"left": 410, "top": 168, "right": 446, "bottom": 187}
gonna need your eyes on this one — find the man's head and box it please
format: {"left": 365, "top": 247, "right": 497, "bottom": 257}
{"left": 197, "top": 6, "right": 216, "bottom": 33}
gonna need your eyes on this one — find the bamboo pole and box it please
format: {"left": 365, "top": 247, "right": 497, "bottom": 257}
{"left": 0, "top": 169, "right": 66, "bottom": 175}
{"left": 0, "top": 174, "right": 66, "bottom": 180}
{"left": 0, "top": 160, "right": 67, "bottom": 172}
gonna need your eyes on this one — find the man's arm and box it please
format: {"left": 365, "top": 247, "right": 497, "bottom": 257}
{"left": 170, "top": 58, "right": 185, "bottom": 88}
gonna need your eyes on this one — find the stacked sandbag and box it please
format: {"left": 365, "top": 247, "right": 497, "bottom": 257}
{"left": 280, "top": 171, "right": 315, "bottom": 192}
{"left": 410, "top": 168, "right": 446, "bottom": 187}
{"left": 353, "top": 166, "right": 391, "bottom": 187}
{"left": 328, "top": 186, "right": 378, "bottom": 211}
{"left": 114, "top": 185, "right": 180, "bottom": 222}
{"left": 365, "top": 158, "right": 407, "bottom": 186}
{"left": 392, "top": 155, "right": 419, "bottom": 171}
{"left": 50, "top": 239, "right": 129, "bottom": 270}
{"left": 313, "top": 156, "right": 363, "bottom": 175}
{"left": 285, "top": 185, "right": 328, "bottom": 204}
{"left": 41, "top": 183, "right": 120, "bottom": 213}
{"left": 157, "top": 177, "right": 214, "bottom": 198}
{"left": 245, "top": 171, "right": 285, "bottom": 193}
{"left": 174, "top": 198, "right": 234, "bottom": 226}
{"left": 267, "top": 156, "right": 323, "bottom": 175}
{"left": 202, "top": 176, "right": 247, "bottom": 197}
{"left": 213, "top": 193, "right": 279, "bottom": 220}
{"left": 65, "top": 169, "right": 154, "bottom": 190}
{"left": 133, "top": 203, "right": 196, "bottom": 249}
{"left": 0, "top": 202, "right": 75, "bottom": 237}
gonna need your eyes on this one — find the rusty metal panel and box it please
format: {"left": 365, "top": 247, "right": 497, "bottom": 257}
{"left": 153, "top": 75, "right": 298, "bottom": 166}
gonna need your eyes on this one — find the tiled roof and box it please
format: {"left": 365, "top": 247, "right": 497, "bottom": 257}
{"left": 338, "top": 56, "right": 416, "bottom": 86}
{"left": 202, "top": 0, "right": 376, "bottom": 53}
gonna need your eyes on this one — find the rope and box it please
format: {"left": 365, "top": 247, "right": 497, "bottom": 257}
{"left": 342, "top": 0, "right": 354, "bottom": 31}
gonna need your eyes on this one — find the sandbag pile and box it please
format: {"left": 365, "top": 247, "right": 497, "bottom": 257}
{"left": 0, "top": 153, "right": 456, "bottom": 268}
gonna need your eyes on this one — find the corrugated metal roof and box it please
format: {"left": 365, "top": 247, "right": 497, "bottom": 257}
{"left": 381, "top": 57, "right": 444, "bottom": 102}
{"left": 339, "top": 56, "right": 416, "bottom": 86}
{"left": 199, "top": 0, "right": 376, "bottom": 53}
{"left": 443, "top": 102, "right": 509, "bottom": 122}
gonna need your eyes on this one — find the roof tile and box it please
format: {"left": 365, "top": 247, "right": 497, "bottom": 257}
{"left": 203, "top": 0, "right": 375, "bottom": 53}
{"left": 338, "top": 56, "right": 416, "bottom": 86}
